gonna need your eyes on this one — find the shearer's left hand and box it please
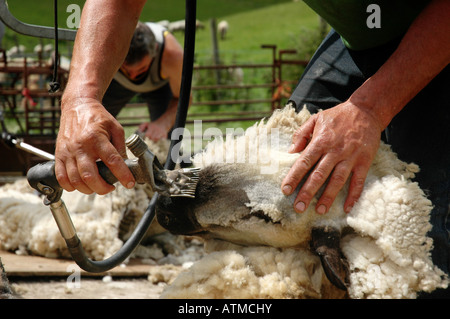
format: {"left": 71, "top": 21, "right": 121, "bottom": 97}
{"left": 139, "top": 121, "right": 168, "bottom": 141}
{"left": 281, "top": 101, "right": 383, "bottom": 215}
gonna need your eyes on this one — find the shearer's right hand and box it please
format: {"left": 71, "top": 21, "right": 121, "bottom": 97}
{"left": 55, "top": 97, "right": 135, "bottom": 195}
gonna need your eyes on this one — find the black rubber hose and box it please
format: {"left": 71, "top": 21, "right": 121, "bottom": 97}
{"left": 164, "top": 0, "right": 196, "bottom": 170}
{"left": 48, "top": 0, "right": 60, "bottom": 93}
{"left": 66, "top": 195, "right": 159, "bottom": 273}
{"left": 65, "top": 0, "right": 197, "bottom": 272}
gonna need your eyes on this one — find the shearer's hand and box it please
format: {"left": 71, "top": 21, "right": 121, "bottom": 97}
{"left": 55, "top": 98, "right": 135, "bottom": 195}
{"left": 281, "top": 101, "right": 383, "bottom": 214}
{"left": 139, "top": 121, "right": 169, "bottom": 142}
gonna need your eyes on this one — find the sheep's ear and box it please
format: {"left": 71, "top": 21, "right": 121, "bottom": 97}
{"left": 310, "top": 226, "right": 350, "bottom": 291}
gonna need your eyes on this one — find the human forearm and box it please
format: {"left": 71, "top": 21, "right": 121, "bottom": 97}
{"left": 63, "top": 0, "right": 146, "bottom": 105}
{"left": 282, "top": 0, "right": 450, "bottom": 215}
{"left": 55, "top": 0, "right": 146, "bottom": 195}
{"left": 155, "top": 97, "right": 180, "bottom": 130}
{"left": 350, "top": 0, "right": 450, "bottom": 131}
{"left": 140, "top": 95, "right": 191, "bottom": 141}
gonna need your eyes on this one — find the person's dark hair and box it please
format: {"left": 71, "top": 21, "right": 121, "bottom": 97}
{"left": 125, "top": 22, "right": 157, "bottom": 65}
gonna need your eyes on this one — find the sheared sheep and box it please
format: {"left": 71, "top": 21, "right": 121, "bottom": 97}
{"left": 218, "top": 20, "right": 229, "bottom": 40}
{"left": 168, "top": 19, "right": 205, "bottom": 33}
{"left": 156, "top": 103, "right": 449, "bottom": 299}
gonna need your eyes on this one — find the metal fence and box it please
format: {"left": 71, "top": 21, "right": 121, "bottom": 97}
{"left": 0, "top": 45, "right": 308, "bottom": 173}
{"left": 118, "top": 45, "right": 308, "bottom": 128}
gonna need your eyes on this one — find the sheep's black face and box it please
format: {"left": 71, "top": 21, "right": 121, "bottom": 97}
{"left": 155, "top": 164, "right": 258, "bottom": 241}
{"left": 155, "top": 195, "right": 202, "bottom": 235}
{"left": 156, "top": 165, "right": 225, "bottom": 235}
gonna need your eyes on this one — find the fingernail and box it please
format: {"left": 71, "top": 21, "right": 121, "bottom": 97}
{"left": 288, "top": 144, "right": 295, "bottom": 153}
{"left": 126, "top": 181, "right": 135, "bottom": 189}
{"left": 295, "top": 201, "right": 306, "bottom": 213}
{"left": 282, "top": 185, "right": 292, "bottom": 195}
{"left": 317, "top": 204, "right": 327, "bottom": 215}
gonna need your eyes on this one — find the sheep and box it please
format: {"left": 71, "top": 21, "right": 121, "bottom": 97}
{"left": 33, "top": 44, "right": 53, "bottom": 57}
{"left": 217, "top": 20, "right": 229, "bottom": 40}
{"left": 6, "top": 45, "right": 26, "bottom": 57}
{"left": 168, "top": 19, "right": 205, "bottom": 33}
{"left": 156, "top": 103, "right": 449, "bottom": 299}
{"left": 228, "top": 67, "right": 244, "bottom": 85}
{"left": 156, "top": 20, "right": 170, "bottom": 29}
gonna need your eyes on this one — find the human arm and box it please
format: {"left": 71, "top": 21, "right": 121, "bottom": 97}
{"left": 139, "top": 32, "right": 191, "bottom": 141}
{"left": 281, "top": 0, "right": 450, "bottom": 214}
{"left": 55, "top": 0, "right": 147, "bottom": 195}
{"left": 138, "top": 97, "right": 178, "bottom": 141}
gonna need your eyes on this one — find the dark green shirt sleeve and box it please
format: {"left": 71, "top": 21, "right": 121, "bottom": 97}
{"left": 303, "top": 0, "right": 430, "bottom": 50}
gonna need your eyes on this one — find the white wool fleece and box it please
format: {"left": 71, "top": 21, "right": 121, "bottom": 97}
{"left": 162, "top": 104, "right": 448, "bottom": 299}
{"left": 161, "top": 246, "right": 346, "bottom": 299}
{"left": 0, "top": 182, "right": 150, "bottom": 259}
{"left": 0, "top": 138, "right": 168, "bottom": 260}
{"left": 344, "top": 174, "right": 448, "bottom": 298}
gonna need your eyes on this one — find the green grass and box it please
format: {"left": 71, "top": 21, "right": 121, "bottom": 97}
{"left": 3, "top": 0, "right": 320, "bottom": 62}
{"left": 5, "top": 0, "right": 312, "bottom": 27}
{"left": 149, "top": 0, "right": 321, "bottom": 64}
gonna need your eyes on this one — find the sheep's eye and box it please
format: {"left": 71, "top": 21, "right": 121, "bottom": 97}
{"left": 242, "top": 210, "right": 279, "bottom": 224}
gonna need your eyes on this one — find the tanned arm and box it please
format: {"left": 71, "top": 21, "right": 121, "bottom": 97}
{"left": 281, "top": 0, "right": 450, "bottom": 214}
{"left": 55, "top": 0, "right": 147, "bottom": 195}
{"left": 138, "top": 32, "right": 188, "bottom": 141}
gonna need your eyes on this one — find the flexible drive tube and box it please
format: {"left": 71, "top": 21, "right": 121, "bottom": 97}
{"left": 50, "top": 0, "right": 197, "bottom": 273}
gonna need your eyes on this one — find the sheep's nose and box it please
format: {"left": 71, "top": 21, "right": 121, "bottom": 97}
{"left": 155, "top": 195, "right": 201, "bottom": 235}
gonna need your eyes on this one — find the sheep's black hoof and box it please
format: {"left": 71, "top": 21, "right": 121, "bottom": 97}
{"left": 310, "top": 226, "right": 350, "bottom": 291}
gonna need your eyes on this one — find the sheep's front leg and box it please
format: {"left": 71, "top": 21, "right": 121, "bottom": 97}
{"left": 310, "top": 226, "right": 350, "bottom": 291}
